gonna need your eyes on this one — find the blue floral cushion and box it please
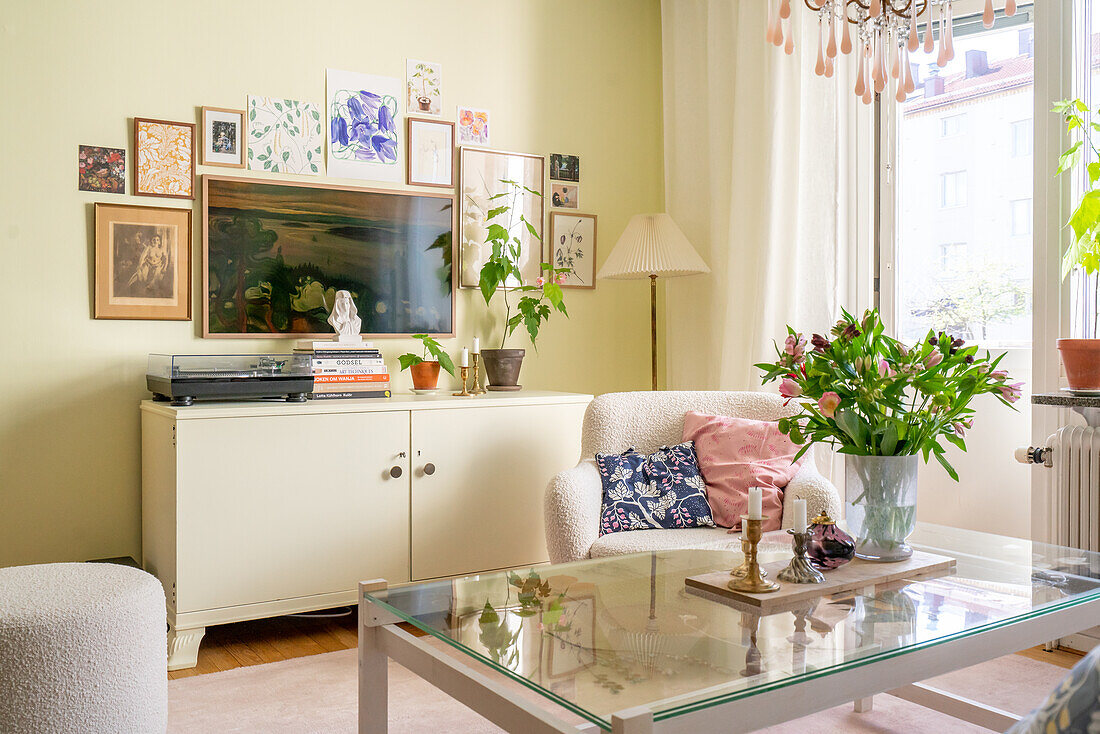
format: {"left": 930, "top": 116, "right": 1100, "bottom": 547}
{"left": 1009, "top": 643, "right": 1100, "bottom": 734}
{"left": 596, "top": 442, "right": 716, "bottom": 535}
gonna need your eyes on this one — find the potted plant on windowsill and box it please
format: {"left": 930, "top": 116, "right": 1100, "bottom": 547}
{"left": 757, "top": 309, "right": 1021, "bottom": 562}
{"left": 474, "top": 179, "right": 571, "bottom": 390}
{"left": 398, "top": 334, "right": 455, "bottom": 391}
{"left": 1054, "top": 98, "right": 1100, "bottom": 390}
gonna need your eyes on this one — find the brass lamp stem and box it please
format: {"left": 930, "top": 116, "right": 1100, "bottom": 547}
{"left": 650, "top": 273, "right": 658, "bottom": 391}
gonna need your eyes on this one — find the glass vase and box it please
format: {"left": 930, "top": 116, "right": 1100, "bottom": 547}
{"left": 844, "top": 455, "right": 919, "bottom": 562}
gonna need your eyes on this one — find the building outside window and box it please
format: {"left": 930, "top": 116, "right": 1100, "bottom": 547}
{"left": 940, "top": 171, "right": 968, "bottom": 208}
{"left": 941, "top": 113, "right": 967, "bottom": 137}
{"left": 1011, "top": 199, "right": 1033, "bottom": 236}
{"left": 1011, "top": 119, "right": 1033, "bottom": 157}
{"left": 939, "top": 242, "right": 968, "bottom": 273}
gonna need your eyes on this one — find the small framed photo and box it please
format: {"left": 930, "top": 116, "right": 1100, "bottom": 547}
{"left": 95, "top": 202, "right": 191, "bottom": 320}
{"left": 457, "top": 106, "right": 490, "bottom": 145}
{"left": 78, "top": 145, "right": 126, "bottom": 193}
{"left": 406, "top": 117, "right": 454, "bottom": 188}
{"left": 134, "top": 117, "right": 195, "bottom": 199}
{"left": 550, "top": 183, "right": 579, "bottom": 209}
{"left": 201, "top": 106, "right": 246, "bottom": 168}
{"left": 549, "top": 153, "right": 579, "bottom": 182}
{"left": 550, "top": 212, "right": 597, "bottom": 289}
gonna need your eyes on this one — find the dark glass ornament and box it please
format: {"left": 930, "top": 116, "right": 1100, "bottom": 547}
{"left": 807, "top": 513, "right": 855, "bottom": 570}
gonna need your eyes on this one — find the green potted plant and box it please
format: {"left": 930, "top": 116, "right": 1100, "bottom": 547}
{"left": 398, "top": 334, "right": 455, "bottom": 391}
{"left": 1053, "top": 98, "right": 1100, "bottom": 390}
{"left": 756, "top": 309, "right": 1020, "bottom": 561}
{"left": 474, "top": 179, "right": 571, "bottom": 390}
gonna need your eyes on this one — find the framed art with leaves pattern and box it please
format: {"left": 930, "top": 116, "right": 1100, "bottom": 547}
{"left": 134, "top": 117, "right": 195, "bottom": 199}
{"left": 549, "top": 212, "right": 596, "bottom": 289}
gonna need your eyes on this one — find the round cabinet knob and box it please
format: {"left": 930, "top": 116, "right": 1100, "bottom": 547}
{"left": 423, "top": 462, "right": 436, "bottom": 476}
{"left": 389, "top": 466, "right": 403, "bottom": 479}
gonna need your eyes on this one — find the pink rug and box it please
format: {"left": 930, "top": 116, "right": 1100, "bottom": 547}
{"left": 168, "top": 646, "right": 1066, "bottom": 733}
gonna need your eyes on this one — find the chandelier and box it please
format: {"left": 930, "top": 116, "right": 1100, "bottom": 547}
{"left": 766, "top": 0, "right": 1018, "bottom": 104}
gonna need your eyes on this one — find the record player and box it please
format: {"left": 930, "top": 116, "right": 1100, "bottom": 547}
{"left": 147, "top": 354, "right": 314, "bottom": 406}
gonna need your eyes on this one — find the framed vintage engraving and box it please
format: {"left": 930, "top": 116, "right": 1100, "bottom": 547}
{"left": 406, "top": 117, "right": 454, "bottom": 188}
{"left": 458, "top": 147, "right": 544, "bottom": 288}
{"left": 94, "top": 202, "right": 191, "bottom": 320}
{"left": 134, "top": 117, "right": 195, "bottom": 199}
{"left": 201, "top": 106, "right": 246, "bottom": 168}
{"left": 549, "top": 212, "right": 597, "bottom": 289}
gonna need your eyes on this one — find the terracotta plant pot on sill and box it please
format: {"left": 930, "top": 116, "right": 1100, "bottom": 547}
{"left": 409, "top": 361, "right": 442, "bottom": 390}
{"left": 481, "top": 348, "right": 525, "bottom": 391}
{"left": 1058, "top": 339, "right": 1100, "bottom": 391}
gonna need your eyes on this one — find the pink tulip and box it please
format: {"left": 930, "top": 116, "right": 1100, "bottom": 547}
{"left": 818, "top": 391, "right": 841, "bottom": 418}
{"left": 991, "top": 369, "right": 1009, "bottom": 381}
{"left": 535, "top": 276, "right": 545, "bottom": 286}
{"left": 952, "top": 422, "right": 966, "bottom": 437}
{"left": 779, "top": 378, "right": 802, "bottom": 399}
{"left": 999, "top": 382, "right": 1024, "bottom": 403}
{"left": 877, "top": 359, "right": 895, "bottom": 378}
{"left": 924, "top": 351, "right": 944, "bottom": 368}
{"left": 784, "top": 334, "right": 807, "bottom": 361}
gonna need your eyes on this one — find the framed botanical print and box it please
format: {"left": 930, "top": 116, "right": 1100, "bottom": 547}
{"left": 134, "top": 117, "right": 195, "bottom": 199}
{"left": 459, "top": 147, "right": 544, "bottom": 288}
{"left": 78, "top": 145, "right": 126, "bottom": 193}
{"left": 201, "top": 106, "right": 246, "bottom": 168}
{"left": 406, "top": 117, "right": 454, "bottom": 188}
{"left": 94, "top": 203, "right": 191, "bottom": 320}
{"left": 549, "top": 212, "right": 597, "bottom": 289}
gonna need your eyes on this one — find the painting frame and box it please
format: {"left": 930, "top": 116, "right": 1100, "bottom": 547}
{"left": 201, "top": 106, "right": 246, "bottom": 169}
{"left": 406, "top": 117, "right": 455, "bottom": 188}
{"left": 549, "top": 153, "right": 580, "bottom": 182}
{"left": 133, "top": 117, "right": 196, "bottom": 200}
{"left": 202, "top": 174, "right": 457, "bottom": 339}
{"left": 458, "top": 147, "right": 545, "bottom": 290}
{"left": 550, "top": 183, "right": 579, "bottom": 209}
{"left": 549, "top": 212, "right": 597, "bottom": 290}
{"left": 78, "top": 145, "right": 126, "bottom": 194}
{"left": 247, "top": 95, "right": 324, "bottom": 175}
{"left": 406, "top": 59, "right": 442, "bottom": 116}
{"left": 94, "top": 202, "right": 191, "bottom": 321}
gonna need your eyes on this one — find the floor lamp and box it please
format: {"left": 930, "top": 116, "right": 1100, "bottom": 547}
{"left": 597, "top": 214, "right": 710, "bottom": 390}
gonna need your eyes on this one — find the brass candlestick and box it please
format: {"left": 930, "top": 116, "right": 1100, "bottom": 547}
{"left": 452, "top": 366, "right": 471, "bottom": 396}
{"left": 470, "top": 353, "right": 486, "bottom": 395}
{"left": 777, "top": 529, "right": 825, "bottom": 584}
{"left": 730, "top": 534, "right": 768, "bottom": 580}
{"left": 728, "top": 516, "right": 780, "bottom": 593}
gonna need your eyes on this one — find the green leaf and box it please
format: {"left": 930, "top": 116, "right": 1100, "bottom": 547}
{"left": 933, "top": 449, "right": 960, "bottom": 481}
{"left": 399, "top": 354, "right": 423, "bottom": 371}
{"left": 486, "top": 205, "right": 509, "bottom": 220}
{"left": 1057, "top": 140, "right": 1083, "bottom": 174}
{"left": 435, "top": 349, "right": 456, "bottom": 376}
{"left": 485, "top": 223, "right": 510, "bottom": 244}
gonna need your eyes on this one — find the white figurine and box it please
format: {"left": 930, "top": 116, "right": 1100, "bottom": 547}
{"left": 327, "top": 290, "right": 363, "bottom": 343}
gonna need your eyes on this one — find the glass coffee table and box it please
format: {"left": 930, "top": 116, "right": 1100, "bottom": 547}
{"left": 358, "top": 524, "right": 1100, "bottom": 733}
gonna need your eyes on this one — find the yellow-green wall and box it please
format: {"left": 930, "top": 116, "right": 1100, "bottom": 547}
{"left": 0, "top": 0, "right": 664, "bottom": 567}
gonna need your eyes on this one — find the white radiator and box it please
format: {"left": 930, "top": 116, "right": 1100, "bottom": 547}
{"left": 1018, "top": 426, "right": 1100, "bottom": 550}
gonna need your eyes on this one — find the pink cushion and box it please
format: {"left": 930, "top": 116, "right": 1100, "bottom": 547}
{"left": 681, "top": 411, "right": 805, "bottom": 531}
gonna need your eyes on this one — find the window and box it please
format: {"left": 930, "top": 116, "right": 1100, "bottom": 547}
{"left": 1011, "top": 199, "right": 1032, "bottom": 236}
{"left": 939, "top": 243, "right": 968, "bottom": 273}
{"left": 1011, "top": 119, "right": 1033, "bottom": 157}
{"left": 940, "top": 171, "right": 968, "bottom": 208}
{"left": 941, "top": 113, "right": 966, "bottom": 137}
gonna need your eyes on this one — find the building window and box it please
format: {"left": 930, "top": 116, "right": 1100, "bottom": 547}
{"left": 941, "top": 113, "right": 966, "bottom": 137}
{"left": 940, "top": 171, "right": 967, "bottom": 208}
{"left": 939, "top": 242, "right": 968, "bottom": 273}
{"left": 1011, "top": 119, "right": 1033, "bottom": 157}
{"left": 1011, "top": 199, "right": 1032, "bottom": 236}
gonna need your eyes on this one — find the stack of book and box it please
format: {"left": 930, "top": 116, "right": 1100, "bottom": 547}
{"left": 295, "top": 340, "right": 391, "bottom": 400}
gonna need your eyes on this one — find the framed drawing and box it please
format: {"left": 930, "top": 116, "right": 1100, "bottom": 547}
{"left": 544, "top": 594, "right": 596, "bottom": 679}
{"left": 549, "top": 153, "right": 580, "bottom": 182}
{"left": 78, "top": 145, "right": 125, "bottom": 193}
{"left": 459, "top": 147, "right": 544, "bottom": 289}
{"left": 326, "top": 69, "right": 402, "bottom": 182}
{"left": 247, "top": 95, "right": 323, "bottom": 175}
{"left": 202, "top": 175, "right": 455, "bottom": 338}
{"left": 550, "top": 183, "right": 579, "bottom": 209}
{"left": 133, "top": 117, "right": 195, "bottom": 199}
{"left": 94, "top": 203, "right": 191, "bottom": 320}
{"left": 549, "top": 212, "right": 597, "bottom": 289}
{"left": 201, "top": 106, "right": 246, "bottom": 168}
{"left": 406, "top": 118, "right": 454, "bottom": 188}
{"left": 406, "top": 59, "right": 442, "bottom": 116}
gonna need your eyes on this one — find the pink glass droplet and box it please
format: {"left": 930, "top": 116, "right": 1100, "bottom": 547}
{"left": 815, "top": 25, "right": 826, "bottom": 75}
{"left": 870, "top": 0, "right": 882, "bottom": 19}
{"left": 780, "top": 0, "right": 791, "bottom": 20}
{"left": 841, "top": 16, "right": 853, "bottom": 55}
{"left": 945, "top": 5, "right": 955, "bottom": 60}
{"left": 765, "top": 0, "right": 776, "bottom": 45}
{"left": 923, "top": 16, "right": 935, "bottom": 53}
{"left": 784, "top": 19, "right": 795, "bottom": 54}
{"left": 854, "top": 48, "right": 866, "bottom": 96}
{"left": 908, "top": 5, "right": 920, "bottom": 52}
{"left": 1006, "top": 0, "right": 1017, "bottom": 16}
{"left": 826, "top": 12, "right": 838, "bottom": 58}
{"left": 774, "top": 13, "right": 785, "bottom": 47}
{"left": 983, "top": 0, "right": 995, "bottom": 28}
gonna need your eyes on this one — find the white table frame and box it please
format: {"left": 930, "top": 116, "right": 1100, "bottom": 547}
{"left": 358, "top": 578, "right": 1099, "bottom": 733}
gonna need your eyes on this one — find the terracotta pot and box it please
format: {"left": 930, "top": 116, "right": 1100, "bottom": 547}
{"left": 481, "top": 348, "right": 525, "bottom": 391}
{"left": 417, "top": 96, "right": 432, "bottom": 111}
{"left": 409, "top": 360, "right": 441, "bottom": 390}
{"left": 1058, "top": 339, "right": 1100, "bottom": 390}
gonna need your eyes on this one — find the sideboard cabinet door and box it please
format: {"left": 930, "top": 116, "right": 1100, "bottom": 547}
{"left": 410, "top": 403, "right": 584, "bottom": 580}
{"left": 174, "top": 411, "right": 411, "bottom": 613}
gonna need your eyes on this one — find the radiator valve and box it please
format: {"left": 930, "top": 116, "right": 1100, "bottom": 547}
{"left": 1015, "top": 445, "right": 1053, "bottom": 467}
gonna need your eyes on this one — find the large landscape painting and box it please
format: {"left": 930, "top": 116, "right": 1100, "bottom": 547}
{"left": 203, "top": 175, "right": 454, "bottom": 336}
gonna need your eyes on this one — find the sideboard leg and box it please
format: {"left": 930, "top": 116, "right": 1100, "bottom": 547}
{"left": 359, "top": 580, "right": 390, "bottom": 734}
{"left": 166, "top": 625, "right": 205, "bottom": 671}
{"left": 853, "top": 696, "right": 874, "bottom": 713}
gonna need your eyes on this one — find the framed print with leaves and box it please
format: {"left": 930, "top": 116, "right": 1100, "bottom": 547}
{"left": 201, "top": 106, "right": 246, "bottom": 168}
{"left": 549, "top": 212, "right": 596, "bottom": 289}
{"left": 94, "top": 202, "right": 191, "bottom": 320}
{"left": 247, "top": 95, "right": 323, "bottom": 175}
{"left": 134, "top": 117, "right": 195, "bottom": 199}
{"left": 406, "top": 117, "right": 454, "bottom": 188}
{"left": 458, "top": 147, "right": 544, "bottom": 289}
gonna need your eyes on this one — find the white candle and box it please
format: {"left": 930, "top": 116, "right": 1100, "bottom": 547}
{"left": 472, "top": 337, "right": 480, "bottom": 354}
{"left": 793, "top": 498, "right": 808, "bottom": 533}
{"left": 748, "top": 487, "right": 762, "bottom": 520}
{"left": 460, "top": 348, "right": 469, "bottom": 368}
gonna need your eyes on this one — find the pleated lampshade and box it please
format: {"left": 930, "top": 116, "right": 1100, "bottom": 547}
{"left": 597, "top": 214, "right": 710, "bottom": 280}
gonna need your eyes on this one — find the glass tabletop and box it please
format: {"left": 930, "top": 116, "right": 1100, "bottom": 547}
{"left": 363, "top": 523, "right": 1100, "bottom": 729}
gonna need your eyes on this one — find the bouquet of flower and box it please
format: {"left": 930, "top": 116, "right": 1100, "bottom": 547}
{"left": 755, "top": 309, "right": 1022, "bottom": 480}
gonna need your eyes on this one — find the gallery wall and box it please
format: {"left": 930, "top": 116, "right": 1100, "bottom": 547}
{"left": 0, "top": 0, "right": 664, "bottom": 567}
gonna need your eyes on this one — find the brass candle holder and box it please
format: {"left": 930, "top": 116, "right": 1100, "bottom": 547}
{"left": 730, "top": 535, "right": 768, "bottom": 580}
{"left": 777, "top": 529, "right": 825, "bottom": 584}
{"left": 728, "top": 516, "right": 780, "bottom": 593}
{"left": 452, "top": 366, "right": 472, "bottom": 396}
{"left": 470, "top": 353, "right": 486, "bottom": 395}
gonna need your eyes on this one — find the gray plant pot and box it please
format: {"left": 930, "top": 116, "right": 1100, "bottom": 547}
{"left": 481, "top": 348, "right": 525, "bottom": 391}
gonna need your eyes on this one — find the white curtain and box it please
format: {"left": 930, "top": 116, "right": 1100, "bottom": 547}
{"left": 661, "top": 0, "right": 867, "bottom": 391}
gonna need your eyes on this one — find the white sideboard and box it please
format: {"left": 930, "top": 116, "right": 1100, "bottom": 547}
{"left": 140, "top": 390, "right": 592, "bottom": 670}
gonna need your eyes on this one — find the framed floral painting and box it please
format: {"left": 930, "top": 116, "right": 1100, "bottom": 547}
{"left": 247, "top": 95, "right": 323, "bottom": 175}
{"left": 457, "top": 106, "right": 490, "bottom": 146}
{"left": 327, "top": 69, "right": 402, "bottom": 182}
{"left": 549, "top": 212, "right": 596, "bottom": 289}
{"left": 78, "top": 145, "right": 125, "bottom": 193}
{"left": 134, "top": 117, "right": 195, "bottom": 199}
{"left": 201, "top": 106, "right": 245, "bottom": 168}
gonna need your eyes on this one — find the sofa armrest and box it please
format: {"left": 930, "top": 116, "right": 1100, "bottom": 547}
{"left": 544, "top": 459, "right": 603, "bottom": 564}
{"left": 781, "top": 460, "right": 843, "bottom": 529}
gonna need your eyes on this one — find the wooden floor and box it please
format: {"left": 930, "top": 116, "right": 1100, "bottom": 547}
{"left": 168, "top": 607, "right": 1086, "bottom": 680}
